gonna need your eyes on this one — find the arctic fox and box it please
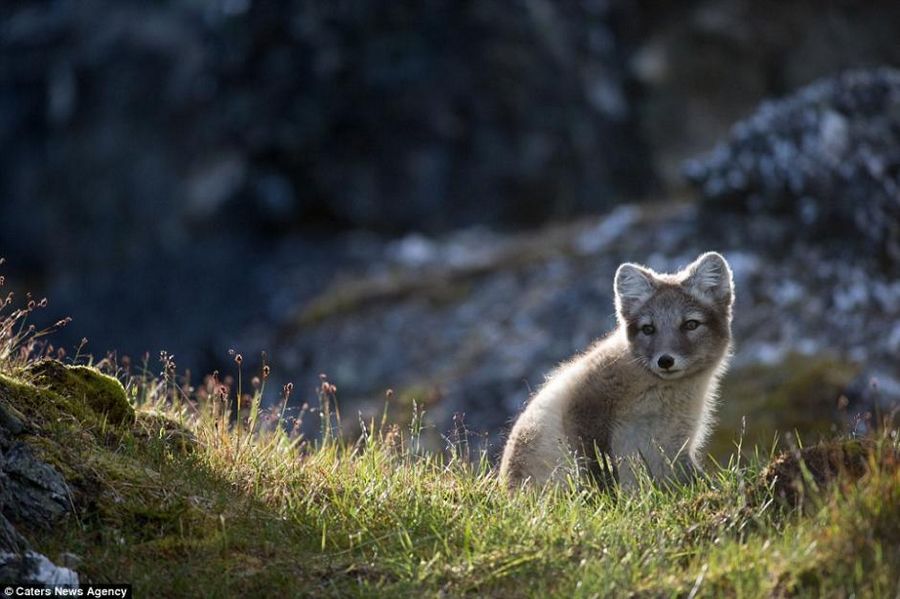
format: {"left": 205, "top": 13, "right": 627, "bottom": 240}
{"left": 499, "top": 252, "right": 734, "bottom": 489}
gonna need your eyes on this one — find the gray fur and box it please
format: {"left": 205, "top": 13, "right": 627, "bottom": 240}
{"left": 499, "top": 252, "right": 734, "bottom": 490}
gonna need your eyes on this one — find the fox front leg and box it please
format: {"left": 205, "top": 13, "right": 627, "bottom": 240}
{"left": 671, "top": 454, "right": 702, "bottom": 485}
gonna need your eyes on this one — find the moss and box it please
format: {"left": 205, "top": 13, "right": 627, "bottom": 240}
{"left": 0, "top": 363, "right": 301, "bottom": 595}
{"left": 709, "top": 353, "right": 860, "bottom": 459}
{"left": 295, "top": 271, "right": 474, "bottom": 327}
{"left": 27, "top": 360, "right": 134, "bottom": 426}
{"left": 0, "top": 363, "right": 206, "bottom": 543}
{"left": 288, "top": 218, "right": 602, "bottom": 329}
{"left": 133, "top": 411, "right": 197, "bottom": 453}
{"left": 0, "top": 370, "right": 92, "bottom": 431}
{"left": 18, "top": 433, "right": 84, "bottom": 483}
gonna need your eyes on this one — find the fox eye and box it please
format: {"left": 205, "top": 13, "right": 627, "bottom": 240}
{"left": 641, "top": 324, "right": 655, "bottom": 335}
{"left": 682, "top": 319, "right": 701, "bottom": 331}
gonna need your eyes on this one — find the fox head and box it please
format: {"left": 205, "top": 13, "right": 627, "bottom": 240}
{"left": 614, "top": 252, "right": 734, "bottom": 380}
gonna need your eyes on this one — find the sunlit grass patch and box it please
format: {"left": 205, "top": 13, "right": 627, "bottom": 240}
{"left": 9, "top": 361, "right": 900, "bottom": 596}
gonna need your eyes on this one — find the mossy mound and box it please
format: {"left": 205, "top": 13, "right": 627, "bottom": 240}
{"left": 0, "top": 370, "right": 86, "bottom": 433}
{"left": 0, "top": 363, "right": 160, "bottom": 526}
{"left": 0, "top": 363, "right": 314, "bottom": 594}
{"left": 26, "top": 360, "right": 134, "bottom": 426}
{"left": 133, "top": 411, "right": 198, "bottom": 453}
{"left": 759, "top": 439, "right": 899, "bottom": 507}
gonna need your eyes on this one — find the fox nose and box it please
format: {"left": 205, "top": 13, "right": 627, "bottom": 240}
{"left": 657, "top": 354, "right": 675, "bottom": 370}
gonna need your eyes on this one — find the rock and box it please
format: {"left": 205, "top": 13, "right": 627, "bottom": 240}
{"left": 0, "top": 514, "right": 28, "bottom": 553}
{"left": 266, "top": 204, "right": 900, "bottom": 453}
{"left": 0, "top": 0, "right": 655, "bottom": 374}
{"left": 633, "top": 1, "right": 900, "bottom": 187}
{"left": 0, "top": 402, "right": 25, "bottom": 437}
{"left": 28, "top": 361, "right": 134, "bottom": 426}
{"left": 684, "top": 68, "right": 900, "bottom": 269}
{"left": 0, "top": 374, "right": 82, "bottom": 587}
{"left": 1, "top": 443, "right": 70, "bottom": 525}
{"left": 0, "top": 551, "right": 79, "bottom": 587}
{"left": 56, "top": 552, "right": 81, "bottom": 570}
{"left": 0, "top": 1, "right": 648, "bottom": 257}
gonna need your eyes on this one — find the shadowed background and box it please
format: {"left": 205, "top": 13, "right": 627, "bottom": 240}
{"left": 2, "top": 0, "right": 899, "bottom": 457}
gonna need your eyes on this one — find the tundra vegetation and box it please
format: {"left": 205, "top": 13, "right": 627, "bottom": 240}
{"left": 0, "top": 276, "right": 898, "bottom": 597}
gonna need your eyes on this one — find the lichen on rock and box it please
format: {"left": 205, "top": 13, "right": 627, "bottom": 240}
{"left": 0, "top": 550, "right": 79, "bottom": 587}
{"left": 1, "top": 443, "right": 71, "bottom": 525}
{"left": 684, "top": 67, "right": 900, "bottom": 268}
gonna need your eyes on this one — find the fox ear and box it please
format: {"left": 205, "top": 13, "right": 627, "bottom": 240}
{"left": 615, "top": 263, "right": 657, "bottom": 320}
{"left": 682, "top": 252, "right": 733, "bottom": 307}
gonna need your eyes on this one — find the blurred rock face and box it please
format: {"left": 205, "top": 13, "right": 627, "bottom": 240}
{"left": 0, "top": 0, "right": 648, "bottom": 364}
{"left": 1, "top": 0, "right": 899, "bottom": 378}
{"left": 0, "top": 0, "right": 648, "bottom": 248}
{"left": 6, "top": 1, "right": 898, "bottom": 258}
{"left": 684, "top": 68, "right": 900, "bottom": 270}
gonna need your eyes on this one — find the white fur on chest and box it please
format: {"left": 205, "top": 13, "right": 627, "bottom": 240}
{"left": 612, "top": 377, "right": 711, "bottom": 484}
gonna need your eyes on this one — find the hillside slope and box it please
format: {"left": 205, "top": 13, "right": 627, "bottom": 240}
{"left": 1, "top": 357, "right": 898, "bottom": 597}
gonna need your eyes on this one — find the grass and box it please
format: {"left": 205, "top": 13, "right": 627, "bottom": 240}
{"left": 2, "top": 266, "right": 900, "bottom": 597}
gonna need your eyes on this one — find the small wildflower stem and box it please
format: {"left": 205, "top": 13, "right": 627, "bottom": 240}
{"left": 279, "top": 383, "right": 293, "bottom": 428}
{"left": 322, "top": 389, "right": 331, "bottom": 444}
{"left": 381, "top": 390, "right": 393, "bottom": 439}
{"left": 235, "top": 357, "right": 243, "bottom": 462}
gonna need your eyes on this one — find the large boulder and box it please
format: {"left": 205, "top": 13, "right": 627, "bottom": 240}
{"left": 683, "top": 68, "right": 900, "bottom": 269}
{"left": 265, "top": 204, "right": 900, "bottom": 453}
{"left": 0, "top": 551, "right": 79, "bottom": 587}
